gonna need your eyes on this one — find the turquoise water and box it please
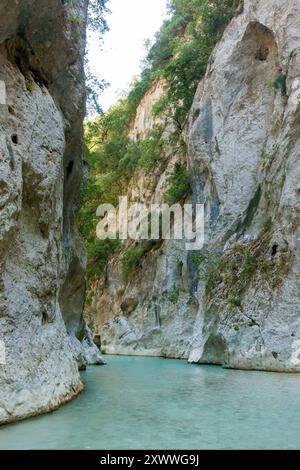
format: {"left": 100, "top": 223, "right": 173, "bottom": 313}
{"left": 1, "top": 355, "right": 300, "bottom": 449}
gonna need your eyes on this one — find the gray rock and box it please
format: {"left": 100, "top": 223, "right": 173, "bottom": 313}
{"left": 0, "top": 0, "right": 103, "bottom": 425}
{"left": 89, "top": 0, "right": 300, "bottom": 372}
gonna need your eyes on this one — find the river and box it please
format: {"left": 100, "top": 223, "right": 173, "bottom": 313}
{"left": 0, "top": 355, "right": 300, "bottom": 449}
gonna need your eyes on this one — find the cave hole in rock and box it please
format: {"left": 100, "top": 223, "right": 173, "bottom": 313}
{"left": 7, "top": 37, "right": 31, "bottom": 77}
{"left": 255, "top": 44, "right": 270, "bottom": 61}
{"left": 11, "top": 134, "right": 18, "bottom": 144}
{"left": 8, "top": 106, "right": 15, "bottom": 115}
{"left": 42, "top": 311, "right": 50, "bottom": 325}
{"left": 7, "top": 36, "right": 49, "bottom": 90}
{"left": 202, "top": 334, "right": 226, "bottom": 364}
{"left": 66, "top": 160, "right": 74, "bottom": 178}
{"left": 14, "top": 55, "right": 24, "bottom": 75}
{"left": 30, "top": 68, "right": 49, "bottom": 90}
{"left": 177, "top": 260, "right": 183, "bottom": 277}
{"left": 271, "top": 244, "right": 278, "bottom": 257}
{"left": 192, "top": 108, "right": 200, "bottom": 123}
{"left": 229, "top": 20, "right": 278, "bottom": 109}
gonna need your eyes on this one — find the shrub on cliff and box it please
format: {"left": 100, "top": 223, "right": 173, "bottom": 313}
{"left": 122, "top": 246, "right": 147, "bottom": 281}
{"left": 122, "top": 241, "right": 159, "bottom": 281}
{"left": 164, "top": 162, "right": 191, "bottom": 204}
{"left": 146, "top": 0, "right": 243, "bottom": 126}
{"left": 87, "top": 239, "right": 120, "bottom": 277}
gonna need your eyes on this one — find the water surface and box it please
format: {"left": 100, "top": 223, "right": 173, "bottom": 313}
{"left": 0, "top": 355, "right": 300, "bottom": 449}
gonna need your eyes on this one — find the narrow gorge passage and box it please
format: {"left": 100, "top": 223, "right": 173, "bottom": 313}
{"left": 1, "top": 0, "right": 300, "bottom": 454}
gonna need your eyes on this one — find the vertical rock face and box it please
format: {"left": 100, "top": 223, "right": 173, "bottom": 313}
{"left": 186, "top": 0, "right": 300, "bottom": 371}
{"left": 90, "top": 0, "right": 300, "bottom": 371}
{"left": 87, "top": 80, "right": 195, "bottom": 359}
{"left": 0, "top": 0, "right": 101, "bottom": 424}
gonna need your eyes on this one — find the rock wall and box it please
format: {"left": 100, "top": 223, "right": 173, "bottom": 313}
{"left": 87, "top": 79, "right": 193, "bottom": 359}
{"left": 0, "top": 0, "right": 102, "bottom": 425}
{"left": 187, "top": 0, "right": 300, "bottom": 371}
{"left": 89, "top": 0, "right": 300, "bottom": 372}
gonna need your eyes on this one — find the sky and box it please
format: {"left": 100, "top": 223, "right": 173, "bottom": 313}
{"left": 88, "top": 0, "right": 168, "bottom": 111}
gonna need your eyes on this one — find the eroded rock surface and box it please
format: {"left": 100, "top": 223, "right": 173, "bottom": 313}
{"left": 187, "top": 0, "right": 300, "bottom": 371}
{"left": 0, "top": 0, "right": 103, "bottom": 424}
{"left": 89, "top": 0, "right": 300, "bottom": 371}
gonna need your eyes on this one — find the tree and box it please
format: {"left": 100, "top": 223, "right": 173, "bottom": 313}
{"left": 85, "top": 0, "right": 110, "bottom": 116}
{"left": 87, "top": 0, "right": 110, "bottom": 36}
{"left": 146, "top": 0, "right": 243, "bottom": 128}
{"left": 85, "top": 64, "right": 108, "bottom": 116}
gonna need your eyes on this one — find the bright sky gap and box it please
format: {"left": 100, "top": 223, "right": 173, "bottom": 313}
{"left": 88, "top": 0, "right": 168, "bottom": 111}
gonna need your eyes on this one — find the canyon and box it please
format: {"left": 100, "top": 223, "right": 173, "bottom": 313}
{"left": 1, "top": 0, "right": 300, "bottom": 428}
{"left": 87, "top": 0, "right": 300, "bottom": 372}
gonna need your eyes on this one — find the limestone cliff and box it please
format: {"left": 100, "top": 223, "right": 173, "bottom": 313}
{"left": 0, "top": 0, "right": 102, "bottom": 425}
{"left": 88, "top": 0, "right": 300, "bottom": 372}
{"left": 86, "top": 79, "right": 192, "bottom": 358}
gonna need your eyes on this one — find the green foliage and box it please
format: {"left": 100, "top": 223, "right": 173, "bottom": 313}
{"left": 121, "top": 241, "right": 156, "bottom": 281}
{"left": 233, "top": 320, "right": 256, "bottom": 331}
{"left": 138, "top": 137, "right": 162, "bottom": 171}
{"left": 152, "top": 96, "right": 170, "bottom": 118}
{"left": 118, "top": 142, "right": 140, "bottom": 177}
{"left": 263, "top": 216, "right": 273, "bottom": 232}
{"left": 168, "top": 288, "right": 180, "bottom": 304}
{"left": 69, "top": 14, "right": 83, "bottom": 26}
{"left": 236, "top": 185, "right": 262, "bottom": 233}
{"left": 77, "top": 176, "right": 120, "bottom": 279}
{"left": 273, "top": 73, "right": 287, "bottom": 96}
{"left": 70, "top": 0, "right": 109, "bottom": 115}
{"left": 126, "top": 71, "right": 153, "bottom": 122}
{"left": 118, "top": 137, "right": 162, "bottom": 176}
{"left": 164, "top": 162, "right": 191, "bottom": 204}
{"left": 25, "top": 79, "right": 35, "bottom": 93}
{"left": 82, "top": 0, "right": 241, "bottom": 205}
{"left": 81, "top": 0, "right": 244, "bottom": 280}
{"left": 206, "top": 246, "right": 258, "bottom": 302}
{"left": 85, "top": 65, "right": 109, "bottom": 115}
{"left": 146, "top": 0, "right": 243, "bottom": 126}
{"left": 84, "top": 0, "right": 242, "bottom": 123}
{"left": 77, "top": 145, "right": 120, "bottom": 280}
{"left": 191, "top": 253, "right": 208, "bottom": 266}
{"left": 83, "top": 89, "right": 166, "bottom": 206}
{"left": 87, "top": 0, "right": 110, "bottom": 36}
{"left": 229, "top": 296, "right": 242, "bottom": 310}
{"left": 259, "top": 147, "right": 268, "bottom": 160}
{"left": 240, "top": 252, "right": 256, "bottom": 282}
{"left": 86, "top": 239, "right": 120, "bottom": 277}
{"left": 80, "top": 91, "right": 165, "bottom": 277}
{"left": 205, "top": 237, "right": 291, "bottom": 310}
